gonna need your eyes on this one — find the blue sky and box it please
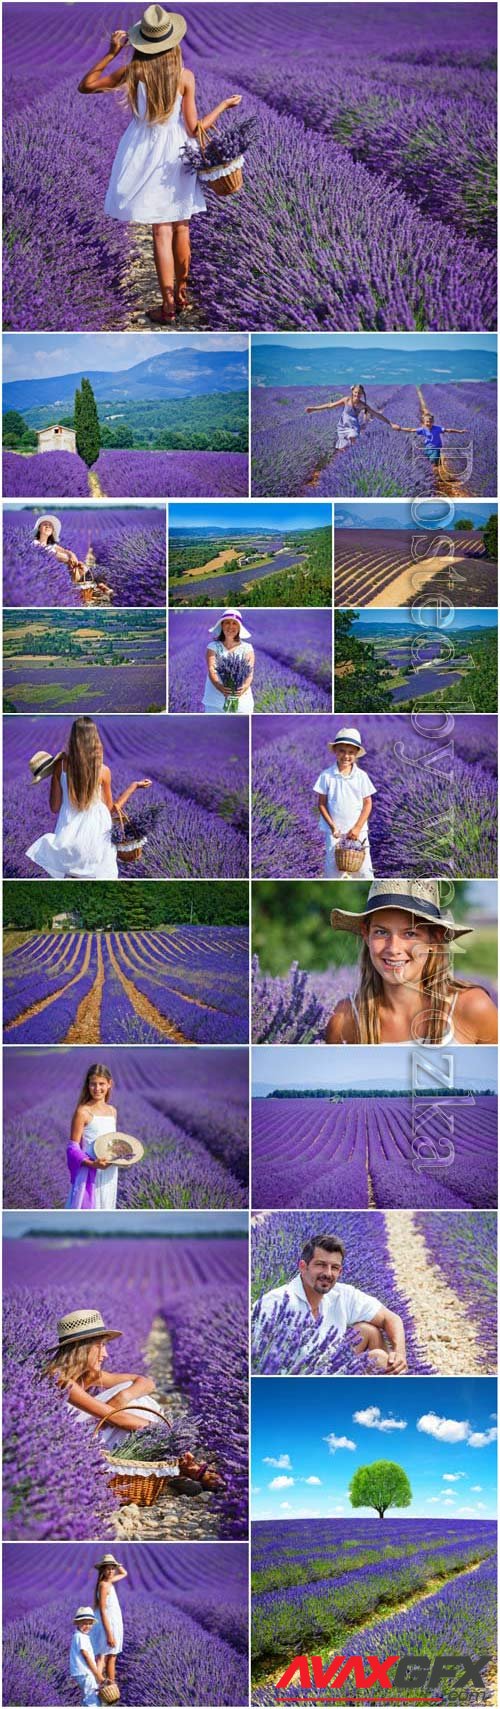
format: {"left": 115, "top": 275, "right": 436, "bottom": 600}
{"left": 351, "top": 609, "right": 497, "bottom": 632}
{"left": 335, "top": 501, "right": 495, "bottom": 530}
{"left": 252, "top": 1378, "right": 497, "bottom": 1522}
{"left": 169, "top": 501, "right": 330, "bottom": 532}
{"left": 252, "top": 1044, "right": 497, "bottom": 1096}
{"left": 254, "top": 335, "right": 497, "bottom": 353}
{"left": 4, "top": 1211, "right": 247, "bottom": 1239}
{"left": 3, "top": 333, "right": 248, "bottom": 382}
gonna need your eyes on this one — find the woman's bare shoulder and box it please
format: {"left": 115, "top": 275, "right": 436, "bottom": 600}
{"left": 455, "top": 984, "right": 498, "bottom": 1040}
{"left": 325, "top": 997, "right": 355, "bottom": 1043}
{"left": 182, "top": 66, "right": 195, "bottom": 89}
{"left": 101, "top": 763, "right": 111, "bottom": 781}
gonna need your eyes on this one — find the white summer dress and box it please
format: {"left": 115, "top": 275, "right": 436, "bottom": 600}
{"left": 202, "top": 640, "right": 254, "bottom": 713}
{"left": 86, "top": 1112, "right": 118, "bottom": 1212}
{"left": 26, "top": 769, "right": 118, "bottom": 880}
{"left": 104, "top": 84, "right": 206, "bottom": 223}
{"left": 68, "top": 1377, "right": 170, "bottom": 1481}
{"left": 336, "top": 401, "right": 366, "bottom": 450}
{"left": 92, "top": 1583, "right": 124, "bottom": 1658}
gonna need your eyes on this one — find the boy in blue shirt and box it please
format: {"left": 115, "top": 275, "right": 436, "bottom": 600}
{"left": 393, "top": 410, "right": 463, "bottom": 466}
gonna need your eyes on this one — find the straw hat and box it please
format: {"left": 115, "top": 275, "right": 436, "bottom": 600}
{"left": 208, "top": 608, "right": 251, "bottom": 641}
{"left": 128, "top": 5, "right": 187, "bottom": 53}
{"left": 331, "top": 878, "right": 473, "bottom": 938}
{"left": 328, "top": 726, "right": 366, "bottom": 756}
{"left": 46, "top": 1308, "right": 123, "bottom": 1356}
{"left": 29, "top": 749, "right": 64, "bottom": 784}
{"left": 74, "top": 1608, "right": 97, "bottom": 1625}
{"left": 93, "top": 1554, "right": 123, "bottom": 1571}
{"left": 33, "top": 514, "right": 61, "bottom": 542}
{"left": 94, "top": 1131, "right": 144, "bottom": 1168}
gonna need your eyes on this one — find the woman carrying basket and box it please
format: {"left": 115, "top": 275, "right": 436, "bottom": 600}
{"left": 313, "top": 728, "right": 376, "bottom": 879}
{"left": 26, "top": 717, "right": 151, "bottom": 880}
{"left": 78, "top": 6, "right": 242, "bottom": 323}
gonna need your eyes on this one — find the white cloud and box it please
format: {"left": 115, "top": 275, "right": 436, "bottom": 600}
{"left": 468, "top": 1428, "right": 497, "bottom": 1448}
{"left": 279, "top": 1503, "right": 292, "bottom": 1511}
{"left": 324, "top": 1433, "right": 356, "bottom": 1454}
{"left": 470, "top": 1486, "right": 483, "bottom": 1493}
{"left": 263, "top": 1454, "right": 292, "bottom": 1469}
{"left": 458, "top": 1506, "right": 481, "bottom": 1515}
{"left": 443, "top": 1472, "right": 464, "bottom": 1482}
{"left": 353, "top": 1406, "right": 406, "bottom": 1433}
{"left": 417, "top": 1412, "right": 470, "bottom": 1444}
{"left": 269, "top": 1476, "right": 294, "bottom": 1490}
{"left": 303, "top": 1477, "right": 322, "bottom": 1486}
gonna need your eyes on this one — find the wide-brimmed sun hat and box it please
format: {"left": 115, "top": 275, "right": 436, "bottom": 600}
{"left": 46, "top": 1309, "right": 123, "bottom": 1357}
{"left": 33, "top": 513, "right": 61, "bottom": 542}
{"left": 208, "top": 608, "right": 251, "bottom": 640}
{"left": 94, "top": 1131, "right": 145, "bottom": 1169}
{"left": 29, "top": 749, "right": 64, "bottom": 785}
{"left": 93, "top": 1554, "right": 123, "bottom": 1571}
{"left": 74, "top": 1607, "right": 97, "bottom": 1625}
{"left": 128, "top": 4, "right": 187, "bottom": 53}
{"left": 331, "top": 878, "right": 473, "bottom": 938}
{"left": 328, "top": 727, "right": 366, "bottom": 756}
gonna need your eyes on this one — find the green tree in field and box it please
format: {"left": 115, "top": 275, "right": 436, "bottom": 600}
{"left": 75, "top": 377, "right": 101, "bottom": 467}
{"left": 3, "top": 409, "right": 38, "bottom": 451}
{"left": 454, "top": 517, "right": 473, "bottom": 531}
{"left": 349, "top": 1459, "right": 412, "bottom": 1519}
{"left": 334, "top": 610, "right": 394, "bottom": 712}
{"left": 483, "top": 513, "right": 497, "bottom": 561}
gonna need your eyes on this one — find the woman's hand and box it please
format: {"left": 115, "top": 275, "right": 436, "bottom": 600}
{"left": 110, "top": 29, "right": 128, "bottom": 53}
{"left": 136, "top": 778, "right": 152, "bottom": 789}
{"left": 223, "top": 94, "right": 242, "bottom": 109}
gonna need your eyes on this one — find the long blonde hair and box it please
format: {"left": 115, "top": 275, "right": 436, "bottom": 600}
{"left": 354, "top": 924, "right": 464, "bottom": 1044}
{"left": 95, "top": 1566, "right": 114, "bottom": 1609}
{"left": 126, "top": 46, "right": 183, "bottom": 123}
{"left": 43, "top": 1336, "right": 104, "bottom": 1390}
{"left": 66, "top": 718, "right": 103, "bottom": 810}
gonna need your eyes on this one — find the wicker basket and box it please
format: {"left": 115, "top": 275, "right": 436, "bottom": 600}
{"left": 335, "top": 842, "right": 366, "bottom": 874}
{"left": 196, "top": 125, "right": 244, "bottom": 196}
{"left": 93, "top": 1405, "right": 179, "bottom": 1509}
{"left": 112, "top": 804, "right": 147, "bottom": 865}
{"left": 100, "top": 1685, "right": 121, "bottom": 1705}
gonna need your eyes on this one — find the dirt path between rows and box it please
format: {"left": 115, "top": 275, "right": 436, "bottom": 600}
{"left": 65, "top": 933, "right": 104, "bottom": 1044}
{"left": 88, "top": 470, "right": 105, "bottom": 498}
{"left": 4, "top": 935, "right": 92, "bottom": 1033}
{"left": 110, "top": 1315, "right": 221, "bottom": 1541}
{"left": 383, "top": 1209, "right": 485, "bottom": 1375}
{"left": 121, "top": 225, "right": 209, "bottom": 331}
{"left": 417, "top": 386, "right": 468, "bottom": 499}
{"left": 106, "top": 936, "right": 188, "bottom": 1042}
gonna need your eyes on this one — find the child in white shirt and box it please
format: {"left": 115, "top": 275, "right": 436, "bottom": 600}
{"left": 69, "top": 1609, "right": 103, "bottom": 1707}
{"left": 313, "top": 727, "right": 376, "bottom": 879}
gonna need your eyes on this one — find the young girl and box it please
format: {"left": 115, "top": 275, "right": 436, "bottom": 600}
{"left": 79, "top": 6, "right": 242, "bottom": 322}
{"left": 33, "top": 517, "right": 113, "bottom": 601}
{"left": 325, "top": 879, "right": 498, "bottom": 1045}
{"left": 313, "top": 727, "right": 376, "bottom": 878}
{"left": 67, "top": 1065, "right": 118, "bottom": 1212}
{"left": 203, "top": 609, "right": 255, "bottom": 713}
{"left": 305, "top": 384, "right": 398, "bottom": 453}
{"left": 26, "top": 716, "right": 151, "bottom": 880}
{"left": 92, "top": 1557, "right": 127, "bottom": 1693}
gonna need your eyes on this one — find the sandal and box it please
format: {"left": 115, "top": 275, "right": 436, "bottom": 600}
{"left": 147, "top": 293, "right": 176, "bottom": 324}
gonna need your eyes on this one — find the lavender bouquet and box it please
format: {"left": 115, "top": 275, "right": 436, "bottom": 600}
{"left": 214, "top": 651, "right": 250, "bottom": 713}
{"left": 181, "top": 116, "right": 258, "bottom": 176}
{"left": 111, "top": 797, "right": 163, "bottom": 849}
{"left": 110, "top": 1416, "right": 196, "bottom": 1464}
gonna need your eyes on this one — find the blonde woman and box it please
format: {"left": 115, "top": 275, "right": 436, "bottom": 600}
{"left": 325, "top": 879, "right": 498, "bottom": 1046}
{"left": 43, "top": 1309, "right": 163, "bottom": 1442}
{"left": 92, "top": 1556, "right": 128, "bottom": 1696}
{"left": 79, "top": 5, "right": 242, "bottom": 322}
{"left": 306, "top": 384, "right": 398, "bottom": 454}
{"left": 26, "top": 716, "right": 151, "bottom": 879}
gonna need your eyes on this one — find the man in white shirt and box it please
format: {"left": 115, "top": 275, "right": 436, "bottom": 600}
{"left": 252, "top": 1233, "right": 407, "bottom": 1373}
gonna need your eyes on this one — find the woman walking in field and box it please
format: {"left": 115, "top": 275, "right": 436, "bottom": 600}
{"left": 325, "top": 879, "right": 498, "bottom": 1045}
{"left": 79, "top": 5, "right": 242, "bottom": 322}
{"left": 26, "top": 716, "right": 151, "bottom": 880}
{"left": 306, "top": 384, "right": 399, "bottom": 454}
{"left": 67, "top": 1063, "right": 119, "bottom": 1212}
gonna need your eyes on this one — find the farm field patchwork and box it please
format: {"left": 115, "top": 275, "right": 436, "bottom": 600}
{"left": 3, "top": 507, "right": 167, "bottom": 607}
{"left": 3, "top": 610, "right": 166, "bottom": 713}
{"left": 169, "top": 610, "right": 332, "bottom": 713}
{"left": 251, "top": 714, "right": 498, "bottom": 878}
{"left": 251, "top": 1094, "right": 498, "bottom": 1212}
{"left": 3, "top": 1235, "right": 248, "bottom": 1541}
{"left": 333, "top": 612, "right": 498, "bottom": 713}
{"left": 168, "top": 522, "right": 332, "bottom": 608}
{"left": 251, "top": 1517, "right": 497, "bottom": 1705}
{"left": 3, "top": 1045, "right": 249, "bottom": 1209}
{"left": 3, "top": 715, "right": 249, "bottom": 879}
{"left": 3, "top": 925, "right": 250, "bottom": 1044}
{"left": 251, "top": 1209, "right": 497, "bottom": 1375}
{"left": 3, "top": 1542, "right": 248, "bottom": 1707}
{"left": 3, "top": 4, "right": 496, "bottom": 332}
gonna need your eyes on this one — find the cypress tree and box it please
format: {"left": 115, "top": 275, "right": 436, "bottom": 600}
{"left": 74, "top": 377, "right": 101, "bottom": 467}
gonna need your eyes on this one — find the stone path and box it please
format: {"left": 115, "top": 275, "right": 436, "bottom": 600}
{"left": 111, "top": 1315, "right": 221, "bottom": 1542}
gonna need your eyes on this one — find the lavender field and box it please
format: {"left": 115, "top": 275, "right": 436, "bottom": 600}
{"left": 4, "top": 610, "right": 166, "bottom": 714}
{"left": 3, "top": 449, "right": 248, "bottom": 501}
{"left": 4, "top": 1046, "right": 249, "bottom": 1209}
{"left": 3, "top": 716, "right": 249, "bottom": 879}
{"left": 169, "top": 610, "right": 332, "bottom": 713}
{"left": 3, "top": 507, "right": 167, "bottom": 607}
{"left": 3, "top": 1542, "right": 248, "bottom": 1707}
{"left": 252, "top": 1094, "right": 498, "bottom": 1212}
{"left": 4, "top": 925, "right": 249, "bottom": 1044}
{"left": 251, "top": 1209, "right": 497, "bottom": 1375}
{"left": 252, "top": 1517, "right": 497, "bottom": 1704}
{"left": 251, "top": 383, "right": 497, "bottom": 499}
{"left": 3, "top": 1233, "right": 248, "bottom": 1541}
{"left": 251, "top": 714, "right": 498, "bottom": 878}
{"left": 333, "top": 526, "right": 498, "bottom": 608}
{"left": 3, "top": 5, "right": 496, "bottom": 332}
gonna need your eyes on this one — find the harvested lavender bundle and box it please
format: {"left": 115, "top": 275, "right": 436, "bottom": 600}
{"left": 181, "top": 116, "right": 258, "bottom": 175}
{"left": 110, "top": 1415, "right": 196, "bottom": 1464}
{"left": 111, "top": 797, "right": 163, "bottom": 847}
{"left": 214, "top": 650, "right": 250, "bottom": 713}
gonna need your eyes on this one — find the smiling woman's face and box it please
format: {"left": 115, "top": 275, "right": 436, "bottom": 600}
{"left": 88, "top": 1073, "right": 111, "bottom": 1102}
{"left": 361, "top": 909, "right": 435, "bottom": 984}
{"left": 221, "top": 619, "right": 240, "bottom": 643}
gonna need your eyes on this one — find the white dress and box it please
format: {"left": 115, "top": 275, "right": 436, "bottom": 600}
{"left": 202, "top": 640, "right": 254, "bottom": 713}
{"left": 68, "top": 1377, "right": 169, "bottom": 1480}
{"left": 105, "top": 84, "right": 206, "bottom": 223}
{"left": 83, "top": 1112, "right": 118, "bottom": 1212}
{"left": 336, "top": 401, "right": 365, "bottom": 449}
{"left": 92, "top": 1584, "right": 124, "bottom": 1658}
{"left": 26, "top": 769, "right": 118, "bottom": 880}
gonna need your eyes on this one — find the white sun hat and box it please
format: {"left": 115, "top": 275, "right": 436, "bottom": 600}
{"left": 33, "top": 514, "right": 62, "bottom": 542}
{"left": 208, "top": 609, "right": 251, "bottom": 640}
{"left": 328, "top": 726, "right": 366, "bottom": 756}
